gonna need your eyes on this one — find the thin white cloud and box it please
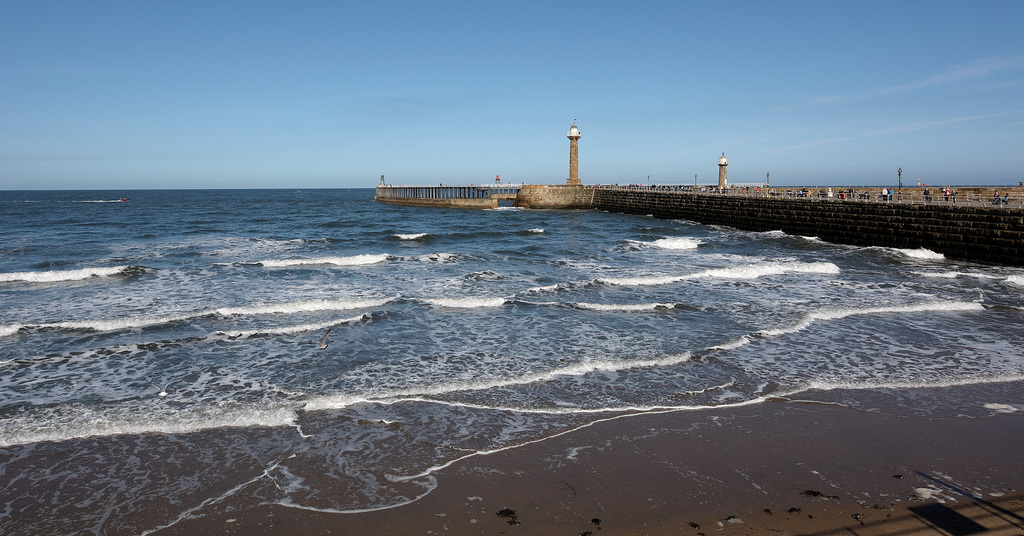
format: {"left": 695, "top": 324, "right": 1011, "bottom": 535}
{"left": 776, "top": 110, "right": 1024, "bottom": 151}
{"left": 772, "top": 54, "right": 1024, "bottom": 112}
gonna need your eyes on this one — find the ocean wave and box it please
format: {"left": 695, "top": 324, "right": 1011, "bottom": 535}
{"left": 0, "top": 324, "right": 25, "bottom": 337}
{"left": 651, "top": 237, "right": 701, "bottom": 250}
{"left": 697, "top": 261, "right": 840, "bottom": 279}
{"left": 0, "top": 265, "right": 136, "bottom": 283}
{"left": 758, "top": 300, "right": 984, "bottom": 338}
{"left": 706, "top": 300, "right": 986, "bottom": 352}
{"left": 913, "top": 270, "right": 1001, "bottom": 280}
{"left": 0, "top": 402, "right": 298, "bottom": 448}
{"left": 8, "top": 297, "right": 393, "bottom": 336}
{"left": 599, "top": 275, "right": 685, "bottom": 286}
{"left": 894, "top": 247, "right": 946, "bottom": 260}
{"left": 216, "top": 297, "right": 392, "bottom": 316}
{"left": 573, "top": 302, "right": 680, "bottom": 312}
{"left": 524, "top": 228, "right": 545, "bottom": 234}
{"left": 393, "top": 233, "right": 429, "bottom": 240}
{"left": 42, "top": 314, "right": 199, "bottom": 333}
{"left": 600, "top": 261, "right": 840, "bottom": 286}
{"left": 218, "top": 313, "right": 370, "bottom": 337}
{"left": 1007, "top": 275, "right": 1024, "bottom": 286}
{"left": 521, "top": 284, "right": 564, "bottom": 294}
{"left": 416, "top": 252, "right": 460, "bottom": 263}
{"left": 421, "top": 297, "right": 508, "bottom": 308}
{"left": 258, "top": 254, "right": 389, "bottom": 267}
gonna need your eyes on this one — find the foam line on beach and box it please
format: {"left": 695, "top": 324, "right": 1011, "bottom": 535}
{"left": 385, "top": 396, "right": 772, "bottom": 485}
{"left": 804, "top": 371, "right": 1024, "bottom": 392}
{"left": 0, "top": 265, "right": 138, "bottom": 283}
{"left": 302, "top": 352, "right": 693, "bottom": 412}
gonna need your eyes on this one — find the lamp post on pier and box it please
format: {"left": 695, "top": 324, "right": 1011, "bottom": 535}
{"left": 898, "top": 168, "right": 903, "bottom": 201}
{"left": 766, "top": 171, "right": 770, "bottom": 198}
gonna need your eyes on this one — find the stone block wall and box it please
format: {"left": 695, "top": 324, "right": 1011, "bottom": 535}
{"left": 591, "top": 189, "right": 1024, "bottom": 266}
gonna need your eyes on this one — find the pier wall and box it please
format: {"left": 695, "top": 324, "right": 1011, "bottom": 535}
{"left": 513, "top": 184, "right": 596, "bottom": 209}
{"left": 589, "top": 188, "right": 1024, "bottom": 266}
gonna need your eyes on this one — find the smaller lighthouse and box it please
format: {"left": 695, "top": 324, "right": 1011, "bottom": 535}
{"left": 718, "top": 153, "right": 728, "bottom": 189}
{"left": 567, "top": 122, "right": 581, "bottom": 185}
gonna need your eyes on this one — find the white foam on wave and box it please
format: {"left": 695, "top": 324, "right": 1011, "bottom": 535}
{"left": 16, "top": 297, "right": 392, "bottom": 335}
{"left": 218, "top": 313, "right": 370, "bottom": 337}
{"left": 0, "top": 265, "right": 131, "bottom": 283}
{"left": 759, "top": 300, "right": 984, "bottom": 338}
{"left": 394, "top": 233, "right": 429, "bottom": 240}
{"left": 302, "top": 352, "right": 693, "bottom": 413}
{"left": 259, "top": 254, "right": 389, "bottom": 267}
{"left": 914, "top": 270, "right": 1002, "bottom": 280}
{"left": 599, "top": 274, "right": 685, "bottom": 286}
{"left": 574, "top": 302, "right": 679, "bottom": 312}
{"left": 421, "top": 297, "right": 508, "bottom": 308}
{"left": 698, "top": 261, "right": 840, "bottom": 279}
{"left": 0, "top": 402, "right": 298, "bottom": 448}
{"left": 651, "top": 237, "right": 701, "bottom": 250}
{"left": 1007, "top": 275, "right": 1024, "bottom": 286}
{"left": 522, "top": 284, "right": 563, "bottom": 294}
{"left": 0, "top": 324, "right": 25, "bottom": 337}
{"left": 43, "top": 314, "right": 198, "bottom": 333}
{"left": 600, "top": 261, "right": 840, "bottom": 286}
{"left": 805, "top": 372, "right": 1024, "bottom": 393}
{"left": 983, "top": 403, "right": 1024, "bottom": 413}
{"left": 914, "top": 271, "right": 962, "bottom": 279}
{"left": 708, "top": 300, "right": 986, "bottom": 353}
{"left": 525, "top": 228, "right": 545, "bottom": 234}
{"left": 895, "top": 247, "right": 945, "bottom": 260}
{"left": 216, "top": 297, "right": 391, "bottom": 316}
{"left": 417, "top": 252, "right": 459, "bottom": 263}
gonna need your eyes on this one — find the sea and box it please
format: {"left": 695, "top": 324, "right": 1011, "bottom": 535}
{"left": 1, "top": 188, "right": 1022, "bottom": 535}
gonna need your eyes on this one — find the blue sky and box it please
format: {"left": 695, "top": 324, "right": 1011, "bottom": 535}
{"left": 2, "top": 1, "right": 1022, "bottom": 189}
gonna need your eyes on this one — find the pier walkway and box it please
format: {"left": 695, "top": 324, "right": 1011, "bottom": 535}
{"left": 593, "top": 184, "right": 1024, "bottom": 210}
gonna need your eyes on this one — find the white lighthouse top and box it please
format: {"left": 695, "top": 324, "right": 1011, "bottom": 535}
{"left": 567, "top": 123, "right": 581, "bottom": 139}
{"left": 719, "top": 152, "right": 728, "bottom": 165}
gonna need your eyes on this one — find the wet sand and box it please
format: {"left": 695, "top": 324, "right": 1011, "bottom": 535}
{"left": 152, "top": 400, "right": 1024, "bottom": 535}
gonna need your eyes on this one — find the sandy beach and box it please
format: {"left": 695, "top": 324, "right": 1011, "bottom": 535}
{"left": 151, "top": 399, "right": 1024, "bottom": 535}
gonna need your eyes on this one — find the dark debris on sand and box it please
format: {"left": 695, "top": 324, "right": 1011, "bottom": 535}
{"left": 496, "top": 507, "right": 521, "bottom": 525}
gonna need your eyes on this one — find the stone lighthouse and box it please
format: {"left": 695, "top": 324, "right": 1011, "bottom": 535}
{"left": 567, "top": 121, "right": 581, "bottom": 185}
{"left": 718, "top": 153, "right": 728, "bottom": 189}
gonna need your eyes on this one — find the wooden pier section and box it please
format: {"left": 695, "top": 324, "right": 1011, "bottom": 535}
{"left": 374, "top": 184, "right": 522, "bottom": 209}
